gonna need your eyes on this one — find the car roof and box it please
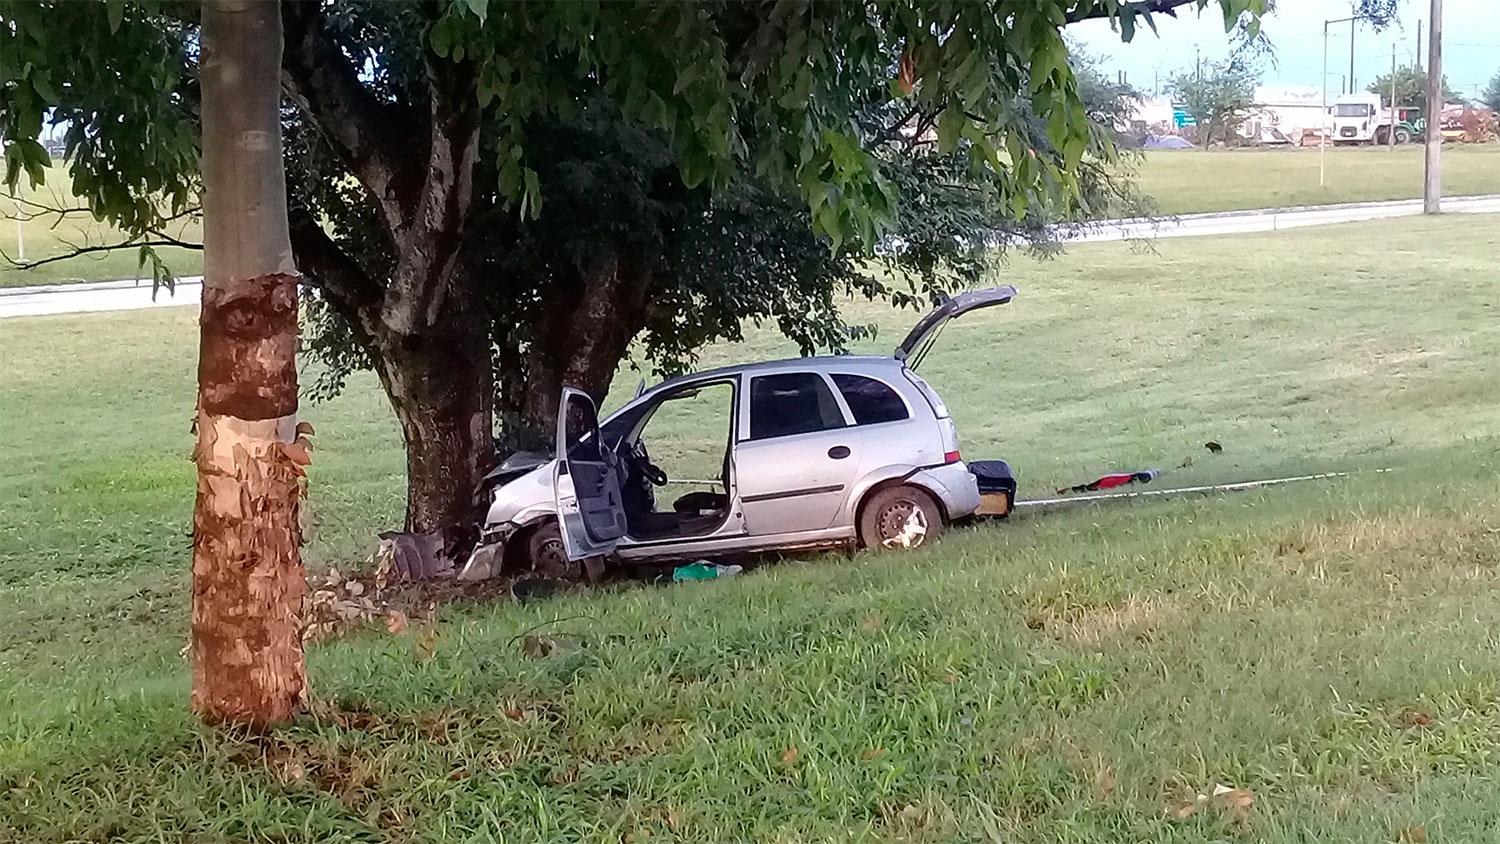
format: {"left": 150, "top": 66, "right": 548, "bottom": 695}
{"left": 644, "top": 355, "right": 906, "bottom": 397}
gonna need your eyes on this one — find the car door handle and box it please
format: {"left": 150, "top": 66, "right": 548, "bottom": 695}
{"left": 827, "top": 445, "right": 852, "bottom": 460}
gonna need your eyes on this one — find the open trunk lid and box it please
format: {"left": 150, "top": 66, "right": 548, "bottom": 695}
{"left": 894, "top": 285, "right": 1017, "bottom": 369}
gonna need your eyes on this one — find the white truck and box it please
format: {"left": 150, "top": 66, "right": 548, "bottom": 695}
{"left": 1328, "top": 93, "right": 1419, "bottom": 145}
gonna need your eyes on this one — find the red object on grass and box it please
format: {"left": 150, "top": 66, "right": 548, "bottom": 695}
{"left": 1057, "top": 469, "right": 1160, "bottom": 495}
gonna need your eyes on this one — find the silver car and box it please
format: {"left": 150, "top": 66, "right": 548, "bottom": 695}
{"left": 458, "top": 286, "right": 1016, "bottom": 579}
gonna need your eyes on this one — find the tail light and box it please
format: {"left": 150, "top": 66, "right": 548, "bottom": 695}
{"left": 944, "top": 450, "right": 962, "bottom": 465}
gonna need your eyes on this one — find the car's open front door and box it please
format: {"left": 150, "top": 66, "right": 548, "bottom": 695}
{"left": 894, "top": 285, "right": 1017, "bottom": 369}
{"left": 554, "top": 388, "right": 628, "bottom": 560}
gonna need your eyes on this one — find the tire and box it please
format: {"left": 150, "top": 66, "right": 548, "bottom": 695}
{"left": 523, "top": 521, "right": 573, "bottom": 578}
{"left": 858, "top": 485, "right": 944, "bottom": 551}
{"left": 1394, "top": 127, "right": 1412, "bottom": 144}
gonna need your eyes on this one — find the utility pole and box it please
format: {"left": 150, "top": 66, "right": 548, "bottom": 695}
{"left": 1423, "top": 0, "right": 1442, "bottom": 213}
{"left": 1389, "top": 43, "right": 1397, "bottom": 149}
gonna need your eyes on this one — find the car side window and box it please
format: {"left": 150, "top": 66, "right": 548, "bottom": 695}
{"left": 749, "top": 373, "right": 846, "bottom": 440}
{"left": 562, "top": 394, "right": 603, "bottom": 463}
{"left": 831, "top": 373, "right": 909, "bottom": 425}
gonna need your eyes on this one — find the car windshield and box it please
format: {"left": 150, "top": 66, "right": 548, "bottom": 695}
{"left": 1334, "top": 104, "right": 1370, "bottom": 117}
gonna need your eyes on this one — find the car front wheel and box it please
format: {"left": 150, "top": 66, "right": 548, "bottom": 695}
{"left": 859, "top": 485, "right": 944, "bottom": 551}
{"left": 522, "top": 521, "right": 574, "bottom": 578}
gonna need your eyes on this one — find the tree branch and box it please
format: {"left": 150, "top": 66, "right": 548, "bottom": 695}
{"left": 1, "top": 238, "right": 200, "bottom": 271}
{"left": 280, "top": 1, "right": 420, "bottom": 236}
{"left": 287, "top": 208, "right": 385, "bottom": 342}
{"left": 378, "top": 48, "right": 481, "bottom": 335}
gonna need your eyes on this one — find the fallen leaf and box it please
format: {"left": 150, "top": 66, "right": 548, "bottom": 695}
{"left": 1399, "top": 708, "right": 1433, "bottom": 729}
{"left": 1213, "top": 784, "right": 1254, "bottom": 810}
{"left": 1396, "top": 823, "right": 1428, "bottom": 843}
{"left": 386, "top": 610, "right": 408, "bottom": 635}
{"left": 859, "top": 614, "right": 883, "bottom": 632}
{"left": 1167, "top": 799, "right": 1198, "bottom": 819}
{"left": 862, "top": 747, "right": 887, "bottom": 760}
{"left": 345, "top": 579, "right": 365, "bottom": 597}
{"left": 1093, "top": 764, "right": 1116, "bottom": 799}
{"left": 519, "top": 634, "right": 578, "bottom": 658}
{"left": 415, "top": 627, "right": 440, "bottom": 661}
{"left": 781, "top": 746, "right": 799, "bottom": 765}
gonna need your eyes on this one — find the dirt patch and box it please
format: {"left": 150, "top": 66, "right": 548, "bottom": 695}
{"left": 1024, "top": 594, "right": 1165, "bottom": 646}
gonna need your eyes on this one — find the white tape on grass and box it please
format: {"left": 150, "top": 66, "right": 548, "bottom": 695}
{"left": 1015, "top": 469, "right": 1393, "bottom": 508}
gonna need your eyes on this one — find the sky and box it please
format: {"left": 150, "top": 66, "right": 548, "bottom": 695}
{"left": 1071, "top": 0, "right": 1500, "bottom": 99}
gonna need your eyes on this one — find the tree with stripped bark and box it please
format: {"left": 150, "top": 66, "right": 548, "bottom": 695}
{"left": 192, "top": 0, "right": 307, "bottom": 725}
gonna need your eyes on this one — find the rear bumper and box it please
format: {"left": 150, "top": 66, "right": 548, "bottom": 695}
{"left": 910, "top": 462, "right": 982, "bottom": 521}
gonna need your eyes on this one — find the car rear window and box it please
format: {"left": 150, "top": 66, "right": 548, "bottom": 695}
{"left": 749, "top": 373, "right": 846, "bottom": 439}
{"left": 832, "top": 373, "right": 909, "bottom": 425}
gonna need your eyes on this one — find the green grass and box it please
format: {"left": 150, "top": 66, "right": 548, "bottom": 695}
{"left": 4, "top": 215, "right": 1500, "bottom": 841}
{"left": 1134, "top": 144, "right": 1500, "bottom": 214}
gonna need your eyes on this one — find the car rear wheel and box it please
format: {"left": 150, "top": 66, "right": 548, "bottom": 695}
{"left": 1394, "top": 127, "right": 1412, "bottom": 144}
{"left": 859, "top": 485, "right": 944, "bottom": 551}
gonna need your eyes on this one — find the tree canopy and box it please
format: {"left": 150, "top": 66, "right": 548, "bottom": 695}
{"left": 1367, "top": 65, "right": 1463, "bottom": 111}
{"left": 1484, "top": 70, "right": 1500, "bottom": 115}
{"left": 1169, "top": 60, "right": 1258, "bottom": 146}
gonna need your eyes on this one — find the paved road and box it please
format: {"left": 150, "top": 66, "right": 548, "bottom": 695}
{"left": 0, "top": 276, "right": 205, "bottom": 320}
{"left": 1062, "top": 193, "right": 1500, "bottom": 243}
{"left": 4, "top": 195, "right": 1499, "bottom": 320}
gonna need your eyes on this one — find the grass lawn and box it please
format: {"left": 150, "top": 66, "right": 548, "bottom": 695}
{"left": 3, "top": 215, "right": 1500, "bottom": 841}
{"left": 1135, "top": 144, "right": 1500, "bottom": 214}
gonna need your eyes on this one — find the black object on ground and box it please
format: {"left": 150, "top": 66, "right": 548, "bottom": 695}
{"left": 968, "top": 460, "right": 1017, "bottom": 517}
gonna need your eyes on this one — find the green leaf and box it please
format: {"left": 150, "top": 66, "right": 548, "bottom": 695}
{"left": 935, "top": 107, "right": 963, "bottom": 154}
{"left": 106, "top": 0, "right": 125, "bottom": 34}
{"left": 521, "top": 167, "right": 541, "bottom": 220}
{"left": 15, "top": 138, "right": 49, "bottom": 186}
{"left": 429, "top": 17, "right": 453, "bottom": 58}
{"left": 465, "top": 0, "right": 490, "bottom": 24}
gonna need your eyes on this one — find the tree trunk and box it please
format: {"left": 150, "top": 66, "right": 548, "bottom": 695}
{"left": 519, "top": 247, "right": 653, "bottom": 431}
{"left": 192, "top": 0, "right": 307, "bottom": 727}
{"left": 373, "top": 286, "right": 494, "bottom": 534}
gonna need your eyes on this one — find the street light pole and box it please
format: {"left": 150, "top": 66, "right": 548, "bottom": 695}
{"left": 1349, "top": 17, "right": 1357, "bottom": 92}
{"left": 1321, "top": 20, "right": 1329, "bottom": 187}
{"left": 1389, "top": 42, "right": 1397, "bottom": 150}
{"left": 1321, "top": 13, "right": 1375, "bottom": 189}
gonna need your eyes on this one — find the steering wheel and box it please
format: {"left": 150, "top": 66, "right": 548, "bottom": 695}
{"left": 629, "top": 440, "right": 669, "bottom": 487}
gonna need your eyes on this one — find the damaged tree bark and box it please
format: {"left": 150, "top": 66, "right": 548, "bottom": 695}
{"left": 191, "top": 0, "right": 308, "bottom": 726}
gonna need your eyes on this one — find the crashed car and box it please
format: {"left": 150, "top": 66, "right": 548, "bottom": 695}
{"left": 458, "top": 286, "right": 1016, "bottom": 579}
